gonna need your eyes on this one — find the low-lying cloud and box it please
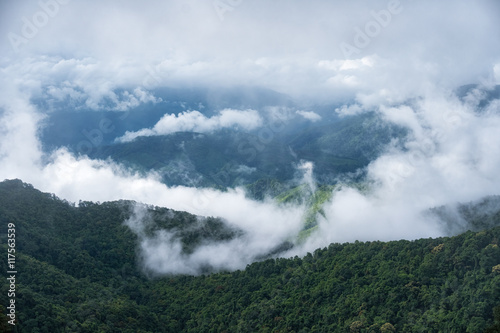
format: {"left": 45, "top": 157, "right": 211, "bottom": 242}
{"left": 125, "top": 203, "right": 302, "bottom": 275}
{"left": 117, "top": 108, "right": 263, "bottom": 142}
{"left": 296, "top": 110, "right": 322, "bottom": 122}
{"left": 298, "top": 89, "right": 500, "bottom": 252}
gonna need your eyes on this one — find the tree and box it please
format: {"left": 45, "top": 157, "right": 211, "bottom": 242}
{"left": 380, "top": 322, "right": 396, "bottom": 332}
{"left": 485, "top": 306, "right": 500, "bottom": 333}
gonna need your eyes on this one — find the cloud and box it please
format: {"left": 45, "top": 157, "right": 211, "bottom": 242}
{"left": 293, "top": 92, "right": 500, "bottom": 253}
{"left": 297, "top": 160, "right": 316, "bottom": 193}
{"left": 335, "top": 104, "right": 365, "bottom": 116}
{"left": 0, "top": 57, "right": 163, "bottom": 112}
{"left": 117, "top": 108, "right": 263, "bottom": 142}
{"left": 125, "top": 202, "right": 302, "bottom": 275}
{"left": 495, "top": 63, "right": 500, "bottom": 83}
{"left": 2, "top": 0, "right": 499, "bottom": 103}
{"left": 296, "top": 110, "right": 322, "bottom": 122}
{"left": 235, "top": 165, "right": 256, "bottom": 174}
{"left": 318, "top": 56, "right": 376, "bottom": 72}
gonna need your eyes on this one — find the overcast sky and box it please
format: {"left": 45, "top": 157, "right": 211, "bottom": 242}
{"left": 1, "top": 0, "right": 500, "bottom": 274}
{"left": 2, "top": 0, "right": 499, "bottom": 103}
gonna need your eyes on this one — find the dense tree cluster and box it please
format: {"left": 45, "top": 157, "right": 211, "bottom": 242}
{"left": 1, "top": 179, "right": 499, "bottom": 332}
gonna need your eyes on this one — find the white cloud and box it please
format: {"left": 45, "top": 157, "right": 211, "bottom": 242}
{"left": 495, "top": 63, "right": 500, "bottom": 84}
{"left": 335, "top": 104, "right": 364, "bottom": 116}
{"left": 298, "top": 160, "right": 316, "bottom": 193}
{"left": 299, "top": 93, "right": 500, "bottom": 249}
{"left": 235, "top": 165, "right": 256, "bottom": 174}
{"left": 2, "top": 0, "right": 499, "bottom": 103}
{"left": 318, "top": 56, "right": 376, "bottom": 72}
{"left": 46, "top": 84, "right": 85, "bottom": 102}
{"left": 0, "top": 57, "right": 162, "bottom": 111}
{"left": 125, "top": 197, "right": 304, "bottom": 275}
{"left": 217, "top": 108, "right": 262, "bottom": 129}
{"left": 296, "top": 110, "right": 322, "bottom": 122}
{"left": 117, "top": 108, "right": 263, "bottom": 142}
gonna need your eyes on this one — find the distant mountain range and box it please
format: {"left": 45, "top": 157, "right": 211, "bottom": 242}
{"left": 40, "top": 84, "right": 500, "bottom": 192}
{"left": 39, "top": 85, "right": 414, "bottom": 190}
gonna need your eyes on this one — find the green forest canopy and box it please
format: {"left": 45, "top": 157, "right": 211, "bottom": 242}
{"left": 0, "top": 179, "right": 500, "bottom": 332}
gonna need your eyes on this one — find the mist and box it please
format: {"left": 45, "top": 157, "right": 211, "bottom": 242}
{"left": 117, "top": 108, "right": 263, "bottom": 142}
{"left": 1, "top": 0, "right": 500, "bottom": 274}
{"left": 124, "top": 203, "right": 302, "bottom": 275}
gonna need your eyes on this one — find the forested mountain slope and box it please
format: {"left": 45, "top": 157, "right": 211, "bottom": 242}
{"left": 1, "top": 179, "right": 500, "bottom": 332}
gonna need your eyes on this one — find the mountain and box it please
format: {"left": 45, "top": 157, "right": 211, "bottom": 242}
{"left": 38, "top": 84, "right": 500, "bottom": 193}
{"left": 38, "top": 86, "right": 296, "bottom": 152}
{"left": 430, "top": 195, "right": 500, "bottom": 235}
{"left": 1, "top": 179, "right": 500, "bottom": 332}
{"left": 38, "top": 84, "right": 408, "bottom": 190}
{"left": 72, "top": 112, "right": 405, "bottom": 190}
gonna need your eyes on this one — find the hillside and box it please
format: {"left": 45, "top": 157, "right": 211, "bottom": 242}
{"left": 40, "top": 105, "right": 406, "bottom": 190}
{"left": 1, "top": 179, "right": 500, "bottom": 332}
